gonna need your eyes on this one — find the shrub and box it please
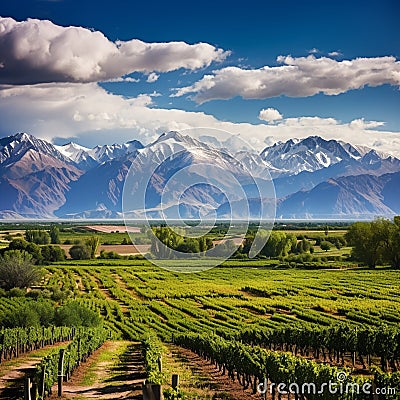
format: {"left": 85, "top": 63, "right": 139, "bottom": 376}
{"left": 0, "top": 250, "right": 42, "bottom": 290}
{"left": 320, "top": 241, "right": 331, "bottom": 252}
{"left": 41, "top": 245, "right": 66, "bottom": 262}
{"left": 69, "top": 244, "right": 91, "bottom": 260}
{"left": 55, "top": 302, "right": 101, "bottom": 327}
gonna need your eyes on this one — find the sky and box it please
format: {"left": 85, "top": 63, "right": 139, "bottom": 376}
{"left": 0, "top": 0, "right": 399, "bottom": 154}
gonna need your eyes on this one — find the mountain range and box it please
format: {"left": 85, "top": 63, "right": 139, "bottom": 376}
{"left": 0, "top": 131, "right": 399, "bottom": 219}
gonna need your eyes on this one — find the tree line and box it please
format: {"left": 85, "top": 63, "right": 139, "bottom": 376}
{"left": 346, "top": 217, "right": 400, "bottom": 268}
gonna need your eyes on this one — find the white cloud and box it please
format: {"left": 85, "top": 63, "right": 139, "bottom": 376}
{"left": 104, "top": 76, "right": 140, "bottom": 83}
{"left": 349, "top": 118, "right": 385, "bottom": 130}
{"left": 328, "top": 51, "right": 342, "bottom": 57}
{"left": 308, "top": 48, "right": 320, "bottom": 54}
{"left": 258, "top": 108, "right": 283, "bottom": 123}
{"left": 146, "top": 73, "right": 159, "bottom": 83}
{"left": 0, "top": 82, "right": 399, "bottom": 157}
{"left": 0, "top": 17, "right": 230, "bottom": 84}
{"left": 173, "top": 55, "right": 400, "bottom": 103}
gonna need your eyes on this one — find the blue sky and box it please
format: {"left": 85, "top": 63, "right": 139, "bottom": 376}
{"left": 0, "top": 0, "right": 399, "bottom": 153}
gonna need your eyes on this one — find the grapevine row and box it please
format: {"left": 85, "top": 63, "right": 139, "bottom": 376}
{"left": 33, "top": 327, "right": 109, "bottom": 398}
{"left": 174, "top": 333, "right": 400, "bottom": 400}
{"left": 142, "top": 334, "right": 164, "bottom": 384}
{"left": 235, "top": 325, "right": 400, "bottom": 371}
{"left": 0, "top": 326, "right": 75, "bottom": 363}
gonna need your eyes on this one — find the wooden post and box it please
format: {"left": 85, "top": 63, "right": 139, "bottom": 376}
{"left": 172, "top": 374, "right": 179, "bottom": 389}
{"left": 78, "top": 337, "right": 81, "bottom": 365}
{"left": 24, "top": 377, "right": 31, "bottom": 400}
{"left": 142, "top": 382, "right": 164, "bottom": 400}
{"left": 40, "top": 366, "right": 46, "bottom": 398}
{"left": 31, "top": 382, "right": 37, "bottom": 400}
{"left": 152, "top": 384, "right": 163, "bottom": 400}
{"left": 58, "top": 349, "right": 65, "bottom": 397}
{"left": 157, "top": 355, "right": 162, "bottom": 373}
{"left": 142, "top": 382, "right": 156, "bottom": 400}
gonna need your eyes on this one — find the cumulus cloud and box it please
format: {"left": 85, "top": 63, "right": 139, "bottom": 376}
{"left": 173, "top": 55, "right": 400, "bottom": 103}
{"left": 0, "top": 82, "right": 399, "bottom": 157}
{"left": 259, "top": 108, "right": 283, "bottom": 123}
{"left": 0, "top": 17, "right": 230, "bottom": 84}
{"left": 349, "top": 118, "right": 385, "bottom": 130}
{"left": 328, "top": 51, "right": 342, "bottom": 57}
{"left": 146, "top": 73, "right": 159, "bottom": 83}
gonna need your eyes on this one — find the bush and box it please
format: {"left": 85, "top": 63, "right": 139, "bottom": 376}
{"left": 69, "top": 244, "right": 91, "bottom": 260}
{"left": 0, "top": 250, "right": 42, "bottom": 290}
{"left": 8, "top": 287, "right": 26, "bottom": 297}
{"left": 41, "top": 245, "right": 66, "bottom": 262}
{"left": 3, "top": 301, "right": 55, "bottom": 327}
{"left": 55, "top": 302, "right": 101, "bottom": 327}
{"left": 99, "top": 250, "right": 123, "bottom": 259}
{"left": 320, "top": 241, "right": 331, "bottom": 252}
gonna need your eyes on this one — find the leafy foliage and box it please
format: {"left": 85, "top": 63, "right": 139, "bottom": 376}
{"left": 55, "top": 301, "right": 102, "bottom": 327}
{"left": 69, "top": 243, "right": 91, "bottom": 260}
{"left": 0, "top": 250, "right": 42, "bottom": 290}
{"left": 25, "top": 229, "right": 51, "bottom": 245}
{"left": 49, "top": 225, "right": 61, "bottom": 244}
{"left": 142, "top": 334, "right": 165, "bottom": 384}
{"left": 346, "top": 217, "right": 400, "bottom": 268}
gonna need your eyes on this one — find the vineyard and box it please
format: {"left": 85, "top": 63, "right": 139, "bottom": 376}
{"left": 36, "top": 261, "right": 400, "bottom": 397}
{"left": 1, "top": 253, "right": 400, "bottom": 398}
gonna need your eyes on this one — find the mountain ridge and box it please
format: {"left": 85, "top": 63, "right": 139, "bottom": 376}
{"left": 1, "top": 131, "right": 399, "bottom": 219}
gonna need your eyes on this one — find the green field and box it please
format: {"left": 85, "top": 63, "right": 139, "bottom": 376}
{"left": 1, "top": 223, "right": 400, "bottom": 399}
{"left": 45, "top": 260, "right": 400, "bottom": 339}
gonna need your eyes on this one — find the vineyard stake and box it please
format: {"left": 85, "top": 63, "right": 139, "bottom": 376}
{"left": 24, "top": 376, "right": 31, "bottom": 400}
{"left": 58, "top": 349, "right": 65, "bottom": 397}
{"left": 172, "top": 374, "right": 179, "bottom": 389}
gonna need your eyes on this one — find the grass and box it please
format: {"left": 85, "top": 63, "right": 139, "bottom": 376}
{"left": 0, "top": 343, "right": 70, "bottom": 378}
{"left": 78, "top": 341, "right": 133, "bottom": 386}
{"left": 164, "top": 345, "right": 222, "bottom": 399}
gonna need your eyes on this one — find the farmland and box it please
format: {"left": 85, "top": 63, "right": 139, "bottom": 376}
{"left": 1, "top": 223, "right": 400, "bottom": 399}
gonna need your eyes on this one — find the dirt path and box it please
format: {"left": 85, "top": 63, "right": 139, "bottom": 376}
{"left": 0, "top": 342, "right": 70, "bottom": 400}
{"left": 169, "top": 345, "right": 262, "bottom": 400}
{"left": 49, "top": 341, "right": 145, "bottom": 399}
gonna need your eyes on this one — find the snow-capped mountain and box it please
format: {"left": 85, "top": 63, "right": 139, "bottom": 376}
{"left": 0, "top": 132, "right": 73, "bottom": 167}
{"left": 1, "top": 131, "right": 400, "bottom": 219}
{"left": 259, "top": 136, "right": 391, "bottom": 177}
{"left": 57, "top": 131, "right": 268, "bottom": 218}
{"left": 0, "top": 133, "right": 82, "bottom": 218}
{"left": 55, "top": 139, "right": 144, "bottom": 169}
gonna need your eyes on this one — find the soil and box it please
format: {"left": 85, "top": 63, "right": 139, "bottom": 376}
{"left": 48, "top": 341, "right": 145, "bottom": 400}
{"left": 170, "top": 345, "right": 262, "bottom": 400}
{"left": 0, "top": 342, "right": 70, "bottom": 400}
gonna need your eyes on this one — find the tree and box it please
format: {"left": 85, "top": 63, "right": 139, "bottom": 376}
{"left": 41, "top": 245, "right": 66, "bottom": 262}
{"left": 382, "top": 217, "right": 400, "bottom": 268}
{"left": 25, "top": 229, "right": 50, "bottom": 244}
{"left": 320, "top": 241, "right": 331, "bottom": 252}
{"left": 69, "top": 244, "right": 91, "bottom": 260}
{"left": 0, "top": 250, "right": 42, "bottom": 290}
{"left": 8, "top": 238, "right": 28, "bottom": 250}
{"left": 345, "top": 218, "right": 395, "bottom": 268}
{"left": 85, "top": 236, "right": 100, "bottom": 258}
{"left": 261, "top": 231, "right": 294, "bottom": 257}
{"left": 49, "top": 225, "right": 60, "bottom": 244}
